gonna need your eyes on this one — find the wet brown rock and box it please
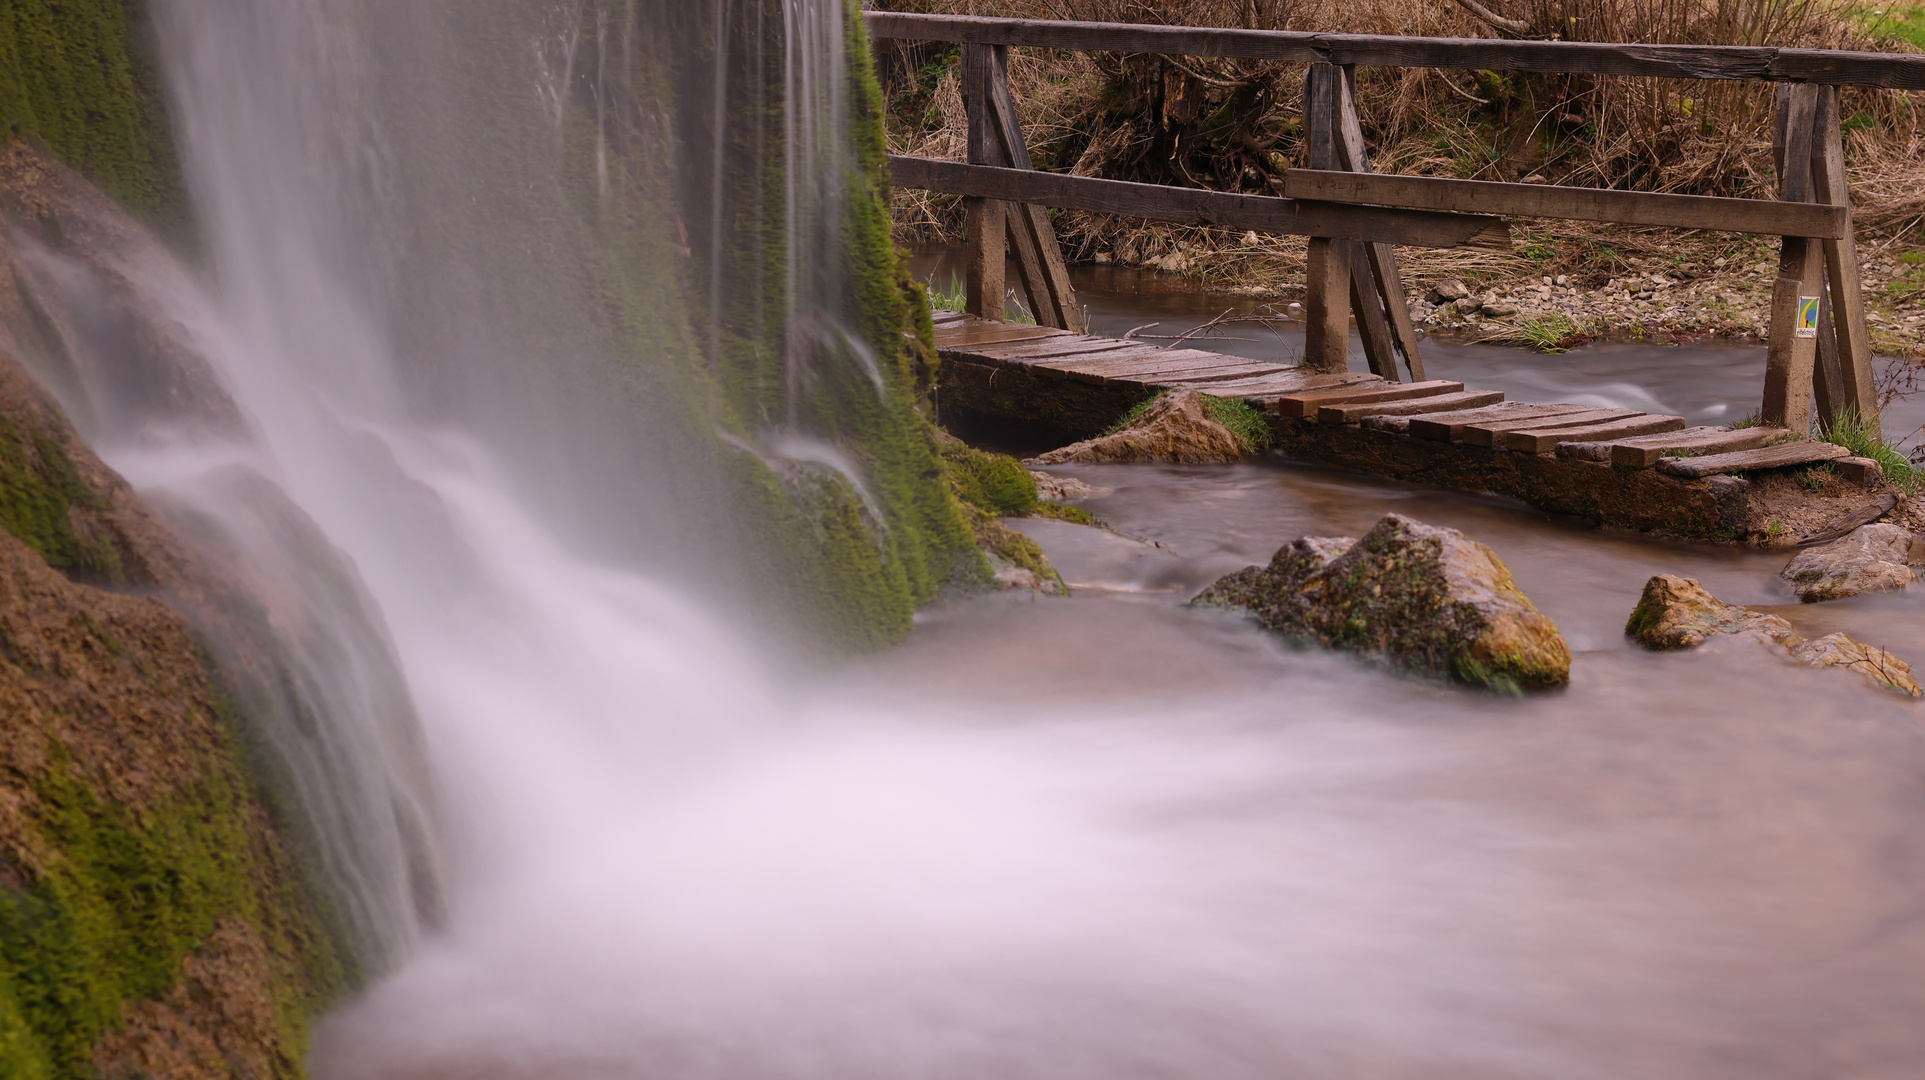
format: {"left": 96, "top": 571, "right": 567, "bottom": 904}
{"left": 1780, "top": 523, "right": 1916, "bottom": 602}
{"left": 1625, "top": 574, "right": 1795, "bottom": 649}
{"left": 1626, "top": 575, "right": 1921, "bottom": 696}
{"left": 1027, "top": 389, "right": 1244, "bottom": 466}
{"left": 1193, "top": 514, "right": 1571, "bottom": 691}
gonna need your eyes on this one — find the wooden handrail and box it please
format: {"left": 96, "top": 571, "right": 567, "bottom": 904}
{"left": 889, "top": 156, "right": 1513, "bottom": 250}
{"left": 1283, "top": 169, "right": 1850, "bottom": 238}
{"left": 865, "top": 12, "right": 1925, "bottom": 89}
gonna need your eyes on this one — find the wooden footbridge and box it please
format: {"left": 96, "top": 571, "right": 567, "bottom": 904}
{"left": 871, "top": 12, "right": 1925, "bottom": 446}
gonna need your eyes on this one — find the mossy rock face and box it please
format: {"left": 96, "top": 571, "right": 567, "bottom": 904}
{"left": 935, "top": 430, "right": 1038, "bottom": 517}
{"left": 1193, "top": 514, "right": 1571, "bottom": 692}
{"left": 0, "top": 0, "right": 183, "bottom": 228}
{"left": 1624, "top": 573, "right": 1794, "bottom": 650}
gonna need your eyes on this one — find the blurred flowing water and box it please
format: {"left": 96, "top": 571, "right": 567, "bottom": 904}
{"left": 32, "top": 0, "right": 1925, "bottom": 1075}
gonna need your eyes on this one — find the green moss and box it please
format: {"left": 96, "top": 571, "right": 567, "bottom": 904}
{"left": 0, "top": 417, "right": 124, "bottom": 582}
{"left": 0, "top": 0, "right": 184, "bottom": 226}
{"left": 0, "top": 704, "right": 346, "bottom": 1079}
{"left": 936, "top": 434, "right": 1038, "bottom": 517}
{"left": 1030, "top": 501, "right": 1105, "bottom": 528}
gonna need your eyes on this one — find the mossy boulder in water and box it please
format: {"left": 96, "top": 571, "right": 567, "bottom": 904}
{"left": 1626, "top": 574, "right": 1921, "bottom": 696}
{"left": 1193, "top": 514, "right": 1571, "bottom": 691}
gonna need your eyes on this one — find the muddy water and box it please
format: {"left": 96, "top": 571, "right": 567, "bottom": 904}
{"left": 312, "top": 266, "right": 1925, "bottom": 1079}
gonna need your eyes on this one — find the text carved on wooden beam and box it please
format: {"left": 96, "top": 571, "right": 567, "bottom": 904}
{"left": 887, "top": 155, "right": 1513, "bottom": 251}
{"left": 863, "top": 12, "right": 1925, "bottom": 89}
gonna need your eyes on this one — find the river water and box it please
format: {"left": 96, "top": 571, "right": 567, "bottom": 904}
{"left": 307, "top": 261, "right": 1925, "bottom": 1079}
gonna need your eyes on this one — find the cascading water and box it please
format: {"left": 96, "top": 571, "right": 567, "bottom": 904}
{"left": 20, "top": 0, "right": 1925, "bottom": 1075}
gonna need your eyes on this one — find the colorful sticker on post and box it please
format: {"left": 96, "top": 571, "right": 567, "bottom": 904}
{"left": 1796, "top": 296, "right": 1821, "bottom": 339}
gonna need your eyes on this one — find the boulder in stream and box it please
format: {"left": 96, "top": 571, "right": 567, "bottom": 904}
{"left": 1192, "top": 514, "right": 1571, "bottom": 692}
{"left": 1625, "top": 574, "right": 1921, "bottom": 696}
{"left": 1779, "top": 523, "right": 1916, "bottom": 603}
{"left": 1027, "top": 389, "right": 1244, "bottom": 466}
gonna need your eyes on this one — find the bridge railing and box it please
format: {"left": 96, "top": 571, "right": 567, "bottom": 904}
{"left": 868, "top": 10, "right": 1925, "bottom": 431}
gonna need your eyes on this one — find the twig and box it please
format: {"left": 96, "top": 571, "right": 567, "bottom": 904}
{"left": 1122, "top": 322, "right": 1160, "bottom": 340}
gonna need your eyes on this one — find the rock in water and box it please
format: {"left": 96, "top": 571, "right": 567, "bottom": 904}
{"left": 1780, "top": 523, "right": 1917, "bottom": 602}
{"left": 1027, "top": 389, "right": 1245, "bottom": 466}
{"left": 1625, "top": 574, "right": 1796, "bottom": 649}
{"left": 1192, "top": 514, "right": 1571, "bottom": 691}
{"left": 1625, "top": 574, "right": 1921, "bottom": 696}
{"left": 1787, "top": 633, "right": 1921, "bottom": 696}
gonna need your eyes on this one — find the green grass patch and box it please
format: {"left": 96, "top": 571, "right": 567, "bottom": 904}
{"left": 1101, "top": 391, "right": 1164, "bottom": 436}
{"left": 1820, "top": 411, "right": 1922, "bottom": 492}
{"left": 1729, "top": 408, "right": 1764, "bottom": 429}
{"left": 1031, "top": 501, "right": 1106, "bottom": 528}
{"left": 1199, "top": 395, "right": 1274, "bottom": 455}
{"left": 925, "top": 272, "right": 966, "bottom": 313}
{"left": 1516, "top": 314, "right": 1583, "bottom": 354}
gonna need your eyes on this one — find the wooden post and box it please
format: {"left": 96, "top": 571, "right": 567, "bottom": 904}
{"left": 1810, "top": 84, "right": 1877, "bottom": 421}
{"left": 980, "top": 46, "right": 1085, "bottom": 332}
{"left": 1336, "top": 66, "right": 1423, "bottom": 382}
{"left": 1302, "top": 62, "right": 1350, "bottom": 373}
{"left": 1761, "top": 83, "right": 1823, "bottom": 436}
{"left": 962, "top": 44, "right": 1005, "bottom": 320}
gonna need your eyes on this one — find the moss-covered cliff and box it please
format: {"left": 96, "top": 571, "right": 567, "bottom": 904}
{"left": 0, "top": 348, "right": 345, "bottom": 1079}
{"left": 0, "top": 0, "right": 181, "bottom": 226}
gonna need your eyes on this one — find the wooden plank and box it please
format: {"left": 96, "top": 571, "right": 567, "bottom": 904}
{"left": 961, "top": 45, "right": 1004, "bottom": 321}
{"left": 1224, "top": 372, "right": 1385, "bottom": 398}
{"left": 1347, "top": 240, "right": 1401, "bottom": 381}
{"left": 974, "top": 339, "right": 1141, "bottom": 362}
{"left": 864, "top": 13, "right": 1925, "bottom": 89}
{"left": 1303, "top": 63, "right": 1351, "bottom": 377}
{"left": 1656, "top": 440, "right": 1849, "bottom": 477}
{"left": 931, "top": 310, "right": 971, "bottom": 325}
{"left": 1797, "top": 493, "right": 1898, "bottom": 546}
{"left": 1283, "top": 169, "right": 1847, "bottom": 239}
{"left": 1810, "top": 85, "right": 1877, "bottom": 421}
{"left": 1505, "top": 414, "right": 1686, "bottom": 454}
{"left": 1025, "top": 343, "right": 1190, "bottom": 368}
{"left": 1273, "top": 379, "right": 1463, "bottom": 418}
{"left": 980, "top": 44, "right": 1084, "bottom": 333}
{"left": 1555, "top": 426, "right": 1775, "bottom": 466}
{"left": 1153, "top": 365, "right": 1297, "bottom": 385}
{"left": 1044, "top": 354, "right": 1278, "bottom": 382}
{"left": 889, "top": 157, "right": 1512, "bottom": 251}
{"left": 1320, "top": 389, "right": 1504, "bottom": 423}
{"left": 936, "top": 325, "right": 1066, "bottom": 349}
{"left": 1459, "top": 407, "right": 1639, "bottom": 448}
{"left": 1407, "top": 403, "right": 1595, "bottom": 442}
{"left": 1335, "top": 67, "right": 1424, "bottom": 382}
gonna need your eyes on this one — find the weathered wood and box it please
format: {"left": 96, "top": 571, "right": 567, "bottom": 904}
{"left": 1504, "top": 414, "right": 1686, "bottom": 454}
{"left": 864, "top": 13, "right": 1925, "bottom": 89}
{"left": 1335, "top": 67, "right": 1424, "bottom": 382}
{"left": 1810, "top": 84, "right": 1878, "bottom": 420}
{"left": 973, "top": 338, "right": 1142, "bottom": 361}
{"left": 1561, "top": 425, "right": 1775, "bottom": 467}
{"left": 1459, "top": 407, "right": 1638, "bottom": 448}
{"left": 1302, "top": 64, "right": 1351, "bottom": 376}
{"left": 1797, "top": 493, "right": 1898, "bottom": 545}
{"left": 1283, "top": 169, "right": 1847, "bottom": 239}
{"left": 1812, "top": 285, "right": 1845, "bottom": 426}
{"left": 963, "top": 199, "right": 1004, "bottom": 318}
{"left": 936, "top": 324, "right": 1064, "bottom": 349}
{"left": 1761, "top": 83, "right": 1823, "bottom": 435}
{"left": 1655, "top": 439, "right": 1848, "bottom": 477}
{"left": 1406, "top": 403, "right": 1594, "bottom": 441}
{"left": 979, "top": 44, "right": 1085, "bottom": 332}
{"left": 1347, "top": 241, "right": 1401, "bottom": 381}
{"left": 1273, "top": 379, "right": 1463, "bottom": 418}
{"left": 889, "top": 157, "right": 1513, "bottom": 251}
{"left": 1203, "top": 372, "right": 1382, "bottom": 396}
{"left": 1318, "top": 389, "right": 1505, "bottom": 423}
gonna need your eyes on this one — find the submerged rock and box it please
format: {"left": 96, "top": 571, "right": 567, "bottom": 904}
{"left": 1625, "top": 574, "right": 1920, "bottom": 696}
{"left": 1027, "top": 389, "right": 1244, "bottom": 466}
{"left": 1029, "top": 471, "right": 1101, "bottom": 501}
{"left": 1780, "top": 523, "right": 1916, "bottom": 602}
{"left": 1192, "top": 514, "right": 1571, "bottom": 691}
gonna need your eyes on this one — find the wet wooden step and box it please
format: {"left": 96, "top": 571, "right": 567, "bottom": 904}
{"left": 1557, "top": 426, "right": 1780, "bottom": 467}
{"left": 1272, "top": 379, "right": 1464, "bottom": 419}
{"left": 1506, "top": 414, "right": 1687, "bottom": 454}
{"left": 1320, "top": 389, "right": 1505, "bottom": 424}
{"left": 1203, "top": 372, "right": 1383, "bottom": 398}
{"left": 936, "top": 325, "right": 1072, "bottom": 349}
{"left": 1655, "top": 440, "right": 1850, "bottom": 478}
{"left": 1461, "top": 407, "right": 1640, "bottom": 448}
{"left": 973, "top": 337, "right": 1144, "bottom": 362}
{"left": 1405, "top": 403, "right": 1595, "bottom": 443}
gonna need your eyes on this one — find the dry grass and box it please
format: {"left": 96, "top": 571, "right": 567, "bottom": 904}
{"left": 874, "top": 0, "right": 1925, "bottom": 274}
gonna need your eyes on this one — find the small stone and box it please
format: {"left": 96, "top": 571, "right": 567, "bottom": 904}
{"left": 1787, "top": 633, "right": 1922, "bottom": 696}
{"left": 1780, "top": 523, "right": 1917, "bottom": 602}
{"left": 1029, "top": 471, "right": 1100, "bottom": 501}
{"left": 1431, "top": 278, "right": 1471, "bottom": 302}
{"left": 1455, "top": 296, "right": 1484, "bottom": 313}
{"left": 1626, "top": 574, "right": 1795, "bottom": 650}
{"left": 1555, "top": 275, "right": 1569, "bottom": 287}
{"left": 1833, "top": 456, "right": 1884, "bottom": 485}
{"left": 1285, "top": 301, "right": 1303, "bottom": 316}
{"left": 1094, "top": 251, "right": 1113, "bottom": 264}
{"left": 1482, "top": 302, "right": 1519, "bottom": 317}
{"left": 1242, "top": 231, "right": 1260, "bottom": 245}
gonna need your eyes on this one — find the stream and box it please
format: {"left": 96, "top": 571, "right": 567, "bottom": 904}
{"left": 311, "top": 262, "right": 1925, "bottom": 1079}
